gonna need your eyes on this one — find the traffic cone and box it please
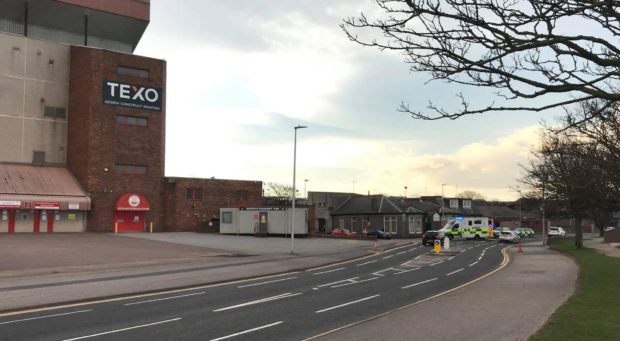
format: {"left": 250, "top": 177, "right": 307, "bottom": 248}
{"left": 518, "top": 239, "right": 522, "bottom": 253}
{"left": 372, "top": 241, "right": 380, "bottom": 252}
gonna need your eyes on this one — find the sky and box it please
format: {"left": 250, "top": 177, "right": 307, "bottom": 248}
{"left": 134, "top": 0, "right": 560, "bottom": 201}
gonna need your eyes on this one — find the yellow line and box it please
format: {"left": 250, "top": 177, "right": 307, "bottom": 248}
{"left": 303, "top": 246, "right": 511, "bottom": 341}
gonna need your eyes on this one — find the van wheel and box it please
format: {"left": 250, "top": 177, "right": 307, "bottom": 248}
{"left": 474, "top": 234, "right": 481, "bottom": 240}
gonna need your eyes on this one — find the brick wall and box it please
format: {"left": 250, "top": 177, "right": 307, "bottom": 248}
{"left": 67, "top": 46, "right": 166, "bottom": 231}
{"left": 163, "top": 178, "right": 263, "bottom": 232}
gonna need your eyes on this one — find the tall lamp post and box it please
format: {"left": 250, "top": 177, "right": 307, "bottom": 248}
{"left": 441, "top": 183, "right": 447, "bottom": 225}
{"left": 291, "top": 125, "right": 307, "bottom": 255}
{"left": 304, "top": 179, "right": 309, "bottom": 199}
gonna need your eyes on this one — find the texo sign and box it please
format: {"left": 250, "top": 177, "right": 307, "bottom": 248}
{"left": 103, "top": 81, "right": 162, "bottom": 111}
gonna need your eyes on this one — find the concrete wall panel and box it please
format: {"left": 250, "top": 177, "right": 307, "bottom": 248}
{"left": 24, "top": 79, "right": 69, "bottom": 119}
{"left": 0, "top": 116, "right": 22, "bottom": 161}
{"left": 24, "top": 38, "right": 70, "bottom": 83}
{"left": 0, "top": 34, "right": 25, "bottom": 77}
{"left": 0, "top": 76, "right": 25, "bottom": 116}
{"left": 22, "top": 119, "right": 67, "bottom": 163}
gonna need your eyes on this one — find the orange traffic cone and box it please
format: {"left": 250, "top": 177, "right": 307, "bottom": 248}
{"left": 518, "top": 240, "right": 523, "bottom": 253}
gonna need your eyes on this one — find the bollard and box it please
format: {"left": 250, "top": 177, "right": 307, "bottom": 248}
{"left": 114, "top": 222, "right": 118, "bottom": 234}
{"left": 150, "top": 222, "right": 153, "bottom": 233}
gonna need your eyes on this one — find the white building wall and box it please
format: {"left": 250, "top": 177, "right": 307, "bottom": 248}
{"left": 0, "top": 33, "right": 69, "bottom": 164}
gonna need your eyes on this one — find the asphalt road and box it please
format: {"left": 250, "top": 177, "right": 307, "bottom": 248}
{"left": 0, "top": 239, "right": 507, "bottom": 341}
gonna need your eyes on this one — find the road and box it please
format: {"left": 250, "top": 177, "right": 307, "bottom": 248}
{"left": 0, "top": 239, "right": 507, "bottom": 340}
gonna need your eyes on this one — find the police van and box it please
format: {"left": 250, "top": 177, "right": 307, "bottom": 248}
{"left": 440, "top": 217, "right": 494, "bottom": 240}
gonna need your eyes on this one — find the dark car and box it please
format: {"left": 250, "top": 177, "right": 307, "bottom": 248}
{"left": 366, "top": 229, "right": 392, "bottom": 239}
{"left": 421, "top": 230, "right": 446, "bottom": 246}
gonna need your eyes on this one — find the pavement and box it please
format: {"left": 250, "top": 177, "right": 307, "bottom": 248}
{"left": 583, "top": 236, "right": 620, "bottom": 258}
{"left": 0, "top": 233, "right": 581, "bottom": 340}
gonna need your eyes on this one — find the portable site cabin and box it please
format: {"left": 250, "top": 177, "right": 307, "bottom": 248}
{"left": 219, "top": 208, "right": 308, "bottom": 235}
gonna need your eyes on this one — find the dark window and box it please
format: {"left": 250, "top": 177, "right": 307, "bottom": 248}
{"left": 186, "top": 188, "right": 203, "bottom": 201}
{"left": 32, "top": 151, "right": 45, "bottom": 164}
{"left": 222, "top": 211, "right": 233, "bottom": 224}
{"left": 115, "top": 164, "right": 147, "bottom": 175}
{"left": 44, "top": 106, "right": 66, "bottom": 119}
{"left": 117, "top": 66, "right": 149, "bottom": 79}
{"left": 116, "top": 115, "right": 148, "bottom": 127}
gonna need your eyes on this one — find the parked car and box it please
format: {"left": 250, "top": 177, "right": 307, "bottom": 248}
{"left": 422, "top": 230, "right": 446, "bottom": 246}
{"left": 331, "top": 228, "right": 355, "bottom": 236}
{"left": 499, "top": 231, "right": 521, "bottom": 243}
{"left": 526, "top": 228, "right": 535, "bottom": 237}
{"left": 514, "top": 227, "right": 534, "bottom": 238}
{"left": 366, "top": 229, "right": 392, "bottom": 239}
{"left": 548, "top": 227, "right": 566, "bottom": 237}
{"left": 604, "top": 226, "right": 615, "bottom": 233}
{"left": 493, "top": 227, "right": 511, "bottom": 239}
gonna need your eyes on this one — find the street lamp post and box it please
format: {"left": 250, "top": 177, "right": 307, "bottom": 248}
{"left": 304, "top": 179, "right": 309, "bottom": 199}
{"left": 291, "top": 125, "right": 307, "bottom": 255}
{"left": 441, "top": 183, "right": 447, "bottom": 225}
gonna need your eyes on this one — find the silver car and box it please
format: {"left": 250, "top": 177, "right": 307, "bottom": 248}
{"left": 499, "top": 231, "right": 521, "bottom": 243}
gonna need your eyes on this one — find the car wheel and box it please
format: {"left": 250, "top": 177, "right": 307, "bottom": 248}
{"left": 474, "top": 234, "right": 481, "bottom": 240}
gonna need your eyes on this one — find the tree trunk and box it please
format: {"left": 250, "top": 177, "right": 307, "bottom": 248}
{"left": 575, "top": 216, "right": 583, "bottom": 248}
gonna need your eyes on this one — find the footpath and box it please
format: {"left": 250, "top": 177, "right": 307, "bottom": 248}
{"left": 0, "top": 233, "right": 581, "bottom": 341}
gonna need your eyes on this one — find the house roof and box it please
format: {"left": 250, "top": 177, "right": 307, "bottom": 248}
{"left": 334, "top": 195, "right": 407, "bottom": 215}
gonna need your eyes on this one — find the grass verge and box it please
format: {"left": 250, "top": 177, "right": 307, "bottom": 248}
{"left": 530, "top": 239, "right": 620, "bottom": 340}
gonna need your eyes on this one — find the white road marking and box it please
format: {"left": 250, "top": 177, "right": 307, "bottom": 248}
{"left": 313, "top": 267, "right": 346, "bottom": 275}
{"left": 315, "top": 295, "right": 380, "bottom": 313}
{"left": 429, "top": 261, "right": 443, "bottom": 266}
{"left": 408, "top": 247, "right": 418, "bottom": 252}
{"left": 446, "top": 268, "right": 464, "bottom": 276}
{"left": 213, "top": 293, "right": 302, "bottom": 312}
{"left": 210, "top": 321, "right": 283, "bottom": 341}
{"left": 124, "top": 292, "right": 205, "bottom": 306}
{"left": 478, "top": 256, "right": 483, "bottom": 261}
{"left": 448, "top": 256, "right": 455, "bottom": 261}
{"left": 401, "top": 278, "right": 438, "bottom": 289}
{"left": 62, "top": 318, "right": 181, "bottom": 341}
{"left": 0, "top": 310, "right": 93, "bottom": 325}
{"left": 237, "top": 277, "right": 297, "bottom": 288}
{"left": 414, "top": 255, "right": 421, "bottom": 260}
{"left": 382, "top": 255, "right": 394, "bottom": 260}
{"left": 356, "top": 260, "right": 377, "bottom": 266}
{"left": 469, "top": 261, "right": 479, "bottom": 267}
{"left": 397, "top": 251, "right": 406, "bottom": 255}
{"left": 332, "top": 277, "right": 379, "bottom": 288}
{"left": 373, "top": 267, "right": 413, "bottom": 276}
{"left": 395, "top": 268, "right": 419, "bottom": 274}
{"left": 317, "top": 278, "right": 358, "bottom": 288}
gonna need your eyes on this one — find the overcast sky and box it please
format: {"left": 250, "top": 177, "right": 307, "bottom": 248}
{"left": 135, "top": 0, "right": 558, "bottom": 201}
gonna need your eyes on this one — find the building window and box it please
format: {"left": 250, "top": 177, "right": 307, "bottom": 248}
{"left": 383, "top": 215, "right": 398, "bottom": 234}
{"left": 463, "top": 200, "right": 472, "bottom": 208}
{"left": 44, "top": 106, "right": 66, "bottom": 119}
{"left": 32, "top": 151, "right": 45, "bottom": 164}
{"left": 117, "top": 115, "right": 148, "bottom": 126}
{"left": 117, "top": 66, "right": 149, "bottom": 79}
{"left": 236, "top": 191, "right": 247, "bottom": 200}
{"left": 186, "top": 188, "right": 203, "bottom": 201}
{"left": 222, "top": 211, "right": 232, "bottom": 224}
{"left": 450, "top": 199, "right": 459, "bottom": 208}
{"left": 408, "top": 215, "right": 422, "bottom": 234}
{"left": 115, "top": 164, "right": 147, "bottom": 175}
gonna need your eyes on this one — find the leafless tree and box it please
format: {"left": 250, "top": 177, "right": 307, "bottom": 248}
{"left": 521, "top": 128, "right": 618, "bottom": 247}
{"left": 266, "top": 182, "right": 295, "bottom": 199}
{"left": 342, "top": 1, "right": 620, "bottom": 123}
{"left": 457, "top": 190, "right": 485, "bottom": 199}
